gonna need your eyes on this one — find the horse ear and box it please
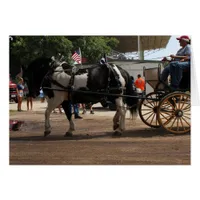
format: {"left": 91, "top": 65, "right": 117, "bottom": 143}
{"left": 21, "top": 65, "right": 26, "bottom": 77}
{"left": 51, "top": 56, "right": 55, "bottom": 61}
{"left": 21, "top": 65, "right": 25, "bottom": 71}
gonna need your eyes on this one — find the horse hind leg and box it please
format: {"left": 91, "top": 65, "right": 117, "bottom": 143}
{"left": 64, "top": 120, "right": 75, "bottom": 137}
{"left": 120, "top": 106, "right": 127, "bottom": 131}
{"left": 113, "top": 112, "right": 126, "bottom": 136}
{"left": 61, "top": 100, "right": 75, "bottom": 137}
{"left": 112, "top": 98, "right": 126, "bottom": 136}
{"left": 113, "top": 110, "right": 120, "bottom": 131}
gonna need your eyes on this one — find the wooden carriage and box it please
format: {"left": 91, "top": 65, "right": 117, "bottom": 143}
{"left": 138, "top": 64, "right": 190, "bottom": 134}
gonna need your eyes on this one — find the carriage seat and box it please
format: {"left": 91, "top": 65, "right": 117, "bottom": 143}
{"left": 143, "top": 65, "right": 190, "bottom": 91}
{"left": 143, "top": 66, "right": 167, "bottom": 90}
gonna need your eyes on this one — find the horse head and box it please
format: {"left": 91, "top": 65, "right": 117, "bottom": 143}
{"left": 23, "top": 57, "right": 53, "bottom": 97}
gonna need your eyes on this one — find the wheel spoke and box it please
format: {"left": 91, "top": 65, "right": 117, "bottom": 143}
{"left": 150, "top": 113, "right": 156, "bottom": 125}
{"left": 141, "top": 108, "right": 153, "bottom": 111}
{"left": 156, "top": 114, "right": 158, "bottom": 126}
{"left": 146, "top": 99, "right": 155, "bottom": 107}
{"left": 166, "top": 99, "right": 176, "bottom": 108}
{"left": 143, "top": 110, "right": 154, "bottom": 117}
{"left": 180, "top": 96, "right": 189, "bottom": 110}
{"left": 145, "top": 112, "right": 154, "bottom": 122}
{"left": 169, "top": 117, "right": 177, "bottom": 130}
{"left": 183, "top": 105, "right": 191, "bottom": 111}
{"left": 184, "top": 113, "right": 191, "bottom": 116}
{"left": 177, "top": 118, "right": 180, "bottom": 131}
{"left": 143, "top": 103, "right": 154, "bottom": 109}
{"left": 160, "top": 109, "right": 174, "bottom": 116}
{"left": 180, "top": 118, "right": 186, "bottom": 131}
{"left": 160, "top": 112, "right": 173, "bottom": 122}
{"left": 183, "top": 115, "right": 190, "bottom": 120}
{"left": 181, "top": 116, "right": 190, "bottom": 127}
{"left": 163, "top": 116, "right": 174, "bottom": 126}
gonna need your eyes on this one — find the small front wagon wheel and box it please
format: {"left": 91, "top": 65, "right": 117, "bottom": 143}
{"left": 157, "top": 92, "right": 190, "bottom": 134}
{"left": 138, "top": 92, "right": 164, "bottom": 128}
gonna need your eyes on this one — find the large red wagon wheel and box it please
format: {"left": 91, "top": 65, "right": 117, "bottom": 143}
{"left": 157, "top": 92, "right": 190, "bottom": 134}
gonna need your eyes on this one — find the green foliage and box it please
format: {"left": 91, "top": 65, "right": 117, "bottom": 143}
{"left": 68, "top": 36, "right": 119, "bottom": 62}
{"left": 10, "top": 36, "right": 73, "bottom": 65}
{"left": 10, "top": 36, "right": 119, "bottom": 66}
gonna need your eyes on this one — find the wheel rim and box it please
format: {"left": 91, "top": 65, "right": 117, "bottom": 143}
{"left": 139, "top": 92, "right": 164, "bottom": 128}
{"left": 157, "top": 92, "right": 190, "bottom": 134}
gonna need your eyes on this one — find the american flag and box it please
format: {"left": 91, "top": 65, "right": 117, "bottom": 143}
{"left": 72, "top": 50, "right": 81, "bottom": 64}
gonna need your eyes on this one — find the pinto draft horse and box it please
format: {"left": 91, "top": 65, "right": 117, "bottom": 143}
{"left": 23, "top": 56, "right": 138, "bottom": 137}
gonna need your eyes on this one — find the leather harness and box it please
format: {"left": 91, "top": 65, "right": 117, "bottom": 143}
{"left": 42, "top": 63, "right": 124, "bottom": 100}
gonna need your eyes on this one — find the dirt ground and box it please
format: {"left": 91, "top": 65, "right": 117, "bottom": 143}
{"left": 9, "top": 100, "right": 190, "bottom": 165}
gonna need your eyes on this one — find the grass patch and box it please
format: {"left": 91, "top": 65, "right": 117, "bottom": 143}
{"left": 9, "top": 110, "right": 18, "bottom": 115}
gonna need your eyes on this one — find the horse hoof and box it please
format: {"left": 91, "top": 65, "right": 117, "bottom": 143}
{"left": 64, "top": 132, "right": 73, "bottom": 137}
{"left": 44, "top": 131, "right": 51, "bottom": 137}
{"left": 113, "top": 124, "right": 119, "bottom": 130}
{"left": 112, "top": 131, "right": 122, "bottom": 137}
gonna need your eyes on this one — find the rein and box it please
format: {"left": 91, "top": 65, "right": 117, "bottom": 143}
{"left": 41, "top": 63, "right": 125, "bottom": 98}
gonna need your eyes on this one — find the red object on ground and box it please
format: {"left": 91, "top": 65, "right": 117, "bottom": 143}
{"left": 10, "top": 120, "right": 24, "bottom": 131}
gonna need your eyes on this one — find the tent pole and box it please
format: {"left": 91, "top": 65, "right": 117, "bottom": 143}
{"left": 138, "top": 36, "right": 144, "bottom": 60}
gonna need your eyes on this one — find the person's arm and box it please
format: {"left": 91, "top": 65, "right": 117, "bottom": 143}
{"left": 162, "top": 57, "right": 171, "bottom": 62}
{"left": 16, "top": 87, "right": 19, "bottom": 96}
{"left": 170, "top": 54, "right": 189, "bottom": 60}
{"left": 134, "top": 79, "right": 139, "bottom": 88}
{"left": 180, "top": 55, "right": 190, "bottom": 62}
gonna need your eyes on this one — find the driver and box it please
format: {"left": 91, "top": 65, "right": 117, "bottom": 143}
{"left": 161, "top": 35, "right": 191, "bottom": 89}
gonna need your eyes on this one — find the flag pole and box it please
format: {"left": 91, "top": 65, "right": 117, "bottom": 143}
{"left": 79, "top": 47, "right": 83, "bottom": 69}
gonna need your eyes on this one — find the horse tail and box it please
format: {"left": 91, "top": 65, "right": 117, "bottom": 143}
{"left": 124, "top": 71, "right": 139, "bottom": 118}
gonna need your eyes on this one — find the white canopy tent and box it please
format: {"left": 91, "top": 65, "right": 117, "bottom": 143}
{"left": 112, "top": 36, "right": 171, "bottom": 60}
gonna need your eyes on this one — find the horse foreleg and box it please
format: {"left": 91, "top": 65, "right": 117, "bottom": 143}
{"left": 62, "top": 100, "right": 75, "bottom": 137}
{"left": 113, "top": 110, "right": 120, "bottom": 130}
{"left": 44, "top": 105, "right": 54, "bottom": 137}
{"left": 44, "top": 98, "right": 63, "bottom": 137}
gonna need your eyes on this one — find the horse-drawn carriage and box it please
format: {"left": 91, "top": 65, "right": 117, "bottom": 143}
{"left": 23, "top": 57, "right": 190, "bottom": 137}
{"left": 138, "top": 63, "right": 190, "bottom": 134}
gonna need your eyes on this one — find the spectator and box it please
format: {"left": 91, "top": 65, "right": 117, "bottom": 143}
{"left": 72, "top": 104, "right": 82, "bottom": 119}
{"left": 130, "top": 76, "right": 135, "bottom": 90}
{"left": 39, "top": 89, "right": 45, "bottom": 103}
{"left": 26, "top": 93, "right": 34, "bottom": 111}
{"left": 52, "top": 104, "right": 64, "bottom": 114}
{"left": 130, "top": 76, "right": 134, "bottom": 84}
{"left": 16, "top": 77, "right": 24, "bottom": 111}
{"left": 26, "top": 84, "right": 34, "bottom": 111}
{"left": 134, "top": 74, "right": 145, "bottom": 92}
{"left": 82, "top": 103, "right": 94, "bottom": 114}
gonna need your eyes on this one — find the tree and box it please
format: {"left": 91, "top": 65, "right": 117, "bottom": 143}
{"left": 68, "top": 36, "right": 119, "bottom": 62}
{"left": 10, "top": 36, "right": 73, "bottom": 65}
{"left": 10, "top": 36, "right": 119, "bottom": 76}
